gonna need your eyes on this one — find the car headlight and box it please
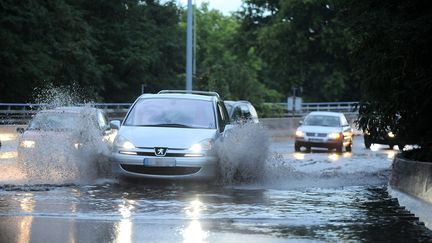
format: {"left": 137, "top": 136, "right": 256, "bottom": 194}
{"left": 19, "top": 140, "right": 36, "bottom": 148}
{"left": 295, "top": 130, "right": 304, "bottom": 137}
{"left": 328, "top": 132, "right": 342, "bottom": 139}
{"left": 114, "top": 136, "right": 135, "bottom": 150}
{"left": 388, "top": 132, "right": 395, "bottom": 138}
{"left": 187, "top": 139, "right": 214, "bottom": 156}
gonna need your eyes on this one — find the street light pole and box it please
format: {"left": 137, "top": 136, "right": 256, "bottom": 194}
{"left": 186, "top": 0, "right": 193, "bottom": 92}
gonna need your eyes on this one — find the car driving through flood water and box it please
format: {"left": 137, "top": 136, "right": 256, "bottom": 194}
{"left": 16, "top": 106, "right": 115, "bottom": 180}
{"left": 110, "top": 90, "right": 232, "bottom": 180}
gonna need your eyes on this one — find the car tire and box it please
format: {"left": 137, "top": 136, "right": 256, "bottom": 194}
{"left": 389, "top": 144, "right": 394, "bottom": 149}
{"left": 364, "top": 137, "right": 371, "bottom": 149}
{"left": 336, "top": 144, "right": 343, "bottom": 153}
{"left": 397, "top": 144, "right": 405, "bottom": 151}
{"left": 306, "top": 146, "right": 311, "bottom": 153}
{"left": 346, "top": 143, "right": 352, "bottom": 152}
{"left": 294, "top": 143, "right": 300, "bottom": 152}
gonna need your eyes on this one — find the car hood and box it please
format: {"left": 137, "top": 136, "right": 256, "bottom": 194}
{"left": 21, "top": 130, "right": 75, "bottom": 141}
{"left": 297, "top": 125, "right": 342, "bottom": 134}
{"left": 118, "top": 126, "right": 218, "bottom": 148}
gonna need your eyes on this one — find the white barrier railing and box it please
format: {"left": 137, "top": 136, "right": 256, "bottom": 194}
{"left": 0, "top": 101, "right": 359, "bottom": 124}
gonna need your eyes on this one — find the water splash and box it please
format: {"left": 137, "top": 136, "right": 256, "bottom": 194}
{"left": 16, "top": 85, "right": 112, "bottom": 185}
{"left": 33, "top": 83, "right": 86, "bottom": 108}
{"left": 216, "top": 122, "right": 270, "bottom": 184}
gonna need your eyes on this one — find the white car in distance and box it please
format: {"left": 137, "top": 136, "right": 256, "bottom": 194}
{"left": 294, "top": 111, "right": 353, "bottom": 153}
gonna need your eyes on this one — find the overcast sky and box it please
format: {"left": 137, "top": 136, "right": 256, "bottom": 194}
{"left": 177, "top": 0, "right": 243, "bottom": 15}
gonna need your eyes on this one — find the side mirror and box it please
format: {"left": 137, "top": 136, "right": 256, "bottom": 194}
{"left": 16, "top": 127, "right": 25, "bottom": 134}
{"left": 110, "top": 120, "right": 121, "bottom": 130}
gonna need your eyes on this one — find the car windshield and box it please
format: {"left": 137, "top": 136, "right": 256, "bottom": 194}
{"left": 28, "top": 112, "right": 82, "bottom": 130}
{"left": 304, "top": 115, "right": 340, "bottom": 127}
{"left": 124, "top": 98, "right": 216, "bottom": 129}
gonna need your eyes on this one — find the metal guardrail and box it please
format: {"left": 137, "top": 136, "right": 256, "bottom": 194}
{"left": 264, "top": 101, "right": 359, "bottom": 117}
{"left": 0, "top": 101, "right": 359, "bottom": 124}
{"left": 0, "top": 103, "right": 133, "bottom": 124}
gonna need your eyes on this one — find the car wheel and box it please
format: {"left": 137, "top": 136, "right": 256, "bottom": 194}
{"left": 336, "top": 144, "right": 343, "bottom": 153}
{"left": 294, "top": 143, "right": 300, "bottom": 152}
{"left": 346, "top": 143, "right": 352, "bottom": 152}
{"left": 397, "top": 144, "right": 405, "bottom": 151}
{"left": 364, "top": 137, "right": 371, "bottom": 149}
{"left": 306, "top": 146, "right": 311, "bottom": 153}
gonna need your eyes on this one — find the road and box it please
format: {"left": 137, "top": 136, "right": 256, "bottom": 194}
{"left": 0, "top": 129, "right": 431, "bottom": 242}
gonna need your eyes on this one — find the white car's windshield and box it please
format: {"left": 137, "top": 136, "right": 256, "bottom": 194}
{"left": 124, "top": 98, "right": 216, "bottom": 129}
{"left": 28, "top": 112, "right": 81, "bottom": 130}
{"left": 304, "top": 115, "right": 340, "bottom": 127}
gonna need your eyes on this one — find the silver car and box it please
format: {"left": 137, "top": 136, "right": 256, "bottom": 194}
{"left": 294, "top": 111, "right": 353, "bottom": 153}
{"left": 224, "top": 100, "right": 259, "bottom": 124}
{"left": 110, "top": 90, "right": 231, "bottom": 180}
{"left": 17, "top": 107, "right": 115, "bottom": 177}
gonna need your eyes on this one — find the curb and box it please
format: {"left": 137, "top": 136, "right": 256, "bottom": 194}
{"left": 390, "top": 154, "right": 432, "bottom": 204}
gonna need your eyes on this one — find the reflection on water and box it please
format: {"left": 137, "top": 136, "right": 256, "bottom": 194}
{"left": 386, "top": 150, "right": 397, "bottom": 159}
{"left": 293, "top": 152, "right": 305, "bottom": 160}
{"left": 116, "top": 219, "right": 132, "bottom": 243}
{"left": 183, "top": 199, "right": 208, "bottom": 242}
{"left": 183, "top": 220, "right": 208, "bottom": 243}
{"left": 0, "top": 184, "right": 431, "bottom": 242}
{"left": 116, "top": 197, "right": 134, "bottom": 243}
{"left": 0, "top": 132, "right": 17, "bottom": 142}
{"left": 0, "top": 151, "right": 17, "bottom": 159}
{"left": 328, "top": 153, "right": 340, "bottom": 161}
{"left": 18, "top": 193, "right": 34, "bottom": 243}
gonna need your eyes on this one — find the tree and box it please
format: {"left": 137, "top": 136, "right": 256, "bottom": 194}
{"left": 188, "top": 3, "right": 280, "bottom": 109}
{"left": 238, "top": 0, "right": 356, "bottom": 102}
{"left": 336, "top": 0, "right": 432, "bottom": 149}
{"left": 0, "top": 0, "right": 101, "bottom": 102}
{"left": 73, "top": 0, "right": 185, "bottom": 102}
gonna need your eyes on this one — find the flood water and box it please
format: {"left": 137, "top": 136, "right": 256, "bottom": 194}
{"left": 1, "top": 128, "right": 432, "bottom": 242}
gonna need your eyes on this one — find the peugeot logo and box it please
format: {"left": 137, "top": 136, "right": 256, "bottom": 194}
{"left": 154, "top": 147, "right": 168, "bottom": 156}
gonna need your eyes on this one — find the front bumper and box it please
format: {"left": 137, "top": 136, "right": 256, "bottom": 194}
{"left": 295, "top": 137, "right": 350, "bottom": 149}
{"left": 111, "top": 152, "right": 218, "bottom": 180}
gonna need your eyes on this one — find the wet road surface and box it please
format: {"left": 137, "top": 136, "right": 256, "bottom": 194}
{"left": 1, "top": 131, "right": 432, "bottom": 242}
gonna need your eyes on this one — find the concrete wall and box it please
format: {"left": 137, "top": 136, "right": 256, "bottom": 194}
{"left": 390, "top": 155, "right": 432, "bottom": 204}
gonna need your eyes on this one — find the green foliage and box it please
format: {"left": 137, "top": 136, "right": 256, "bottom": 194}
{"left": 0, "top": 0, "right": 183, "bottom": 103}
{"left": 0, "top": 0, "right": 101, "bottom": 101}
{"left": 336, "top": 0, "right": 432, "bottom": 147}
{"left": 239, "top": 0, "right": 356, "bottom": 102}
{"left": 189, "top": 3, "right": 280, "bottom": 108}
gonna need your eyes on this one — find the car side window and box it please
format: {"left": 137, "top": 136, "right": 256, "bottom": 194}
{"left": 217, "top": 101, "right": 229, "bottom": 132}
{"left": 240, "top": 105, "right": 252, "bottom": 119}
{"left": 341, "top": 115, "right": 349, "bottom": 126}
{"left": 232, "top": 106, "right": 242, "bottom": 121}
{"left": 98, "top": 111, "right": 108, "bottom": 129}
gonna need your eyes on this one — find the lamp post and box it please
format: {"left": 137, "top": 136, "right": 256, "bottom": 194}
{"left": 186, "top": 0, "right": 193, "bottom": 92}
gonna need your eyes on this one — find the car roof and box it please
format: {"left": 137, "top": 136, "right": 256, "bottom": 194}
{"left": 137, "top": 93, "right": 218, "bottom": 102}
{"left": 307, "top": 111, "right": 345, "bottom": 117}
{"left": 224, "top": 100, "right": 252, "bottom": 105}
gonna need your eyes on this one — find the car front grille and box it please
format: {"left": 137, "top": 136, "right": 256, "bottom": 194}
{"left": 135, "top": 152, "right": 187, "bottom": 157}
{"left": 120, "top": 164, "right": 201, "bottom": 175}
{"left": 306, "top": 133, "right": 327, "bottom": 137}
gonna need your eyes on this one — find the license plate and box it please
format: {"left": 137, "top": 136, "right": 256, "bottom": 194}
{"left": 143, "top": 158, "right": 176, "bottom": 167}
{"left": 309, "top": 138, "right": 323, "bottom": 142}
